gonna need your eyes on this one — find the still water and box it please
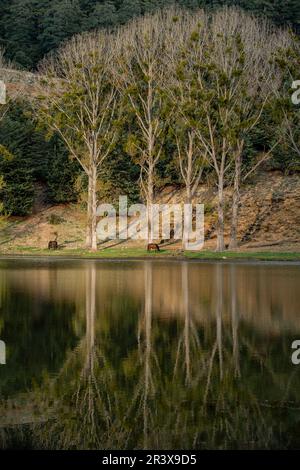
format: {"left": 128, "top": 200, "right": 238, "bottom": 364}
{"left": 0, "top": 258, "right": 300, "bottom": 449}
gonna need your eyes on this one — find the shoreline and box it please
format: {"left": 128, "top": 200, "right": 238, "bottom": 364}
{"left": 0, "top": 249, "right": 300, "bottom": 263}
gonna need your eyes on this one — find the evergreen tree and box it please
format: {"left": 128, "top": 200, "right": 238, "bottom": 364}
{"left": 0, "top": 100, "right": 79, "bottom": 214}
{"left": 84, "top": 2, "right": 118, "bottom": 29}
{"left": 46, "top": 136, "right": 80, "bottom": 204}
{"left": 2, "top": 0, "right": 44, "bottom": 68}
{"left": 39, "top": 0, "right": 83, "bottom": 54}
{"left": 241, "top": 1, "right": 300, "bottom": 26}
{"left": 0, "top": 101, "right": 35, "bottom": 215}
{"left": 1, "top": 1, "right": 299, "bottom": 69}
{"left": 141, "top": 0, "right": 172, "bottom": 14}
{"left": 118, "top": 0, "right": 142, "bottom": 23}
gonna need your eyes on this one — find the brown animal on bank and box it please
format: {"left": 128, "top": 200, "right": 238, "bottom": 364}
{"left": 147, "top": 243, "right": 160, "bottom": 252}
{"left": 48, "top": 232, "right": 58, "bottom": 250}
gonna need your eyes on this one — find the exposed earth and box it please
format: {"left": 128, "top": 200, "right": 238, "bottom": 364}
{"left": 0, "top": 171, "right": 299, "bottom": 255}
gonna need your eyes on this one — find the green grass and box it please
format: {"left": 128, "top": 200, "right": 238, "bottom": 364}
{"left": 0, "top": 246, "right": 299, "bottom": 261}
{"left": 183, "top": 250, "right": 300, "bottom": 261}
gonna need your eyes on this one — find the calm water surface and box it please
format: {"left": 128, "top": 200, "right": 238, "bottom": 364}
{"left": 0, "top": 258, "right": 300, "bottom": 449}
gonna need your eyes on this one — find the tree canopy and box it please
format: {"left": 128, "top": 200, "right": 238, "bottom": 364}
{"left": 0, "top": 0, "right": 299, "bottom": 69}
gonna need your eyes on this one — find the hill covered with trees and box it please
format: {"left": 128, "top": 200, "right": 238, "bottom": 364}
{"left": 0, "top": 4, "right": 299, "bottom": 252}
{"left": 0, "top": 0, "right": 299, "bottom": 69}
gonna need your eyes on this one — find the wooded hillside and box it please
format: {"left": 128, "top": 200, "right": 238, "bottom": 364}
{"left": 0, "top": 1, "right": 299, "bottom": 69}
{"left": 0, "top": 4, "right": 299, "bottom": 252}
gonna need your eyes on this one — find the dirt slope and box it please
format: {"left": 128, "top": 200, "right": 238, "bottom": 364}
{"left": 0, "top": 171, "right": 299, "bottom": 253}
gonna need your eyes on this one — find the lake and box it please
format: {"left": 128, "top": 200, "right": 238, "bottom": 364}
{"left": 0, "top": 258, "right": 300, "bottom": 449}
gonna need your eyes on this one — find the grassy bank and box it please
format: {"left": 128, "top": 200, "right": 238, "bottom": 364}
{"left": 0, "top": 246, "right": 300, "bottom": 261}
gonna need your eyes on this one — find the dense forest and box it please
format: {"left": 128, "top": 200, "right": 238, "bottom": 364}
{"left": 0, "top": 2, "right": 300, "bottom": 251}
{"left": 0, "top": 1, "right": 299, "bottom": 70}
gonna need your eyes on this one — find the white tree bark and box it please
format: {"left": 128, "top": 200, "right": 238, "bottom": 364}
{"left": 37, "top": 32, "right": 118, "bottom": 251}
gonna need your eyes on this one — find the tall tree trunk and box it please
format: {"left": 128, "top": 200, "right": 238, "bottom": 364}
{"left": 86, "top": 176, "right": 92, "bottom": 248}
{"left": 91, "top": 164, "right": 98, "bottom": 252}
{"left": 216, "top": 174, "right": 225, "bottom": 252}
{"left": 147, "top": 165, "right": 154, "bottom": 244}
{"left": 229, "top": 149, "right": 242, "bottom": 249}
{"left": 182, "top": 186, "right": 192, "bottom": 250}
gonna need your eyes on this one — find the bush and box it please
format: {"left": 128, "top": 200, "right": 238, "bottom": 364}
{"left": 47, "top": 214, "right": 65, "bottom": 225}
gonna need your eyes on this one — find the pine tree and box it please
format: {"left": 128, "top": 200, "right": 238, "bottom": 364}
{"left": 84, "top": 2, "right": 118, "bottom": 29}
{"left": 2, "top": 0, "right": 44, "bottom": 68}
{"left": 0, "top": 100, "right": 79, "bottom": 214}
{"left": 1, "top": 1, "right": 299, "bottom": 69}
{"left": 39, "top": 0, "right": 83, "bottom": 54}
{"left": 46, "top": 136, "right": 80, "bottom": 204}
{"left": 117, "top": 0, "right": 142, "bottom": 24}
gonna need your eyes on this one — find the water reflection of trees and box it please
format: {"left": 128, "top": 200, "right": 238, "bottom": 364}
{"left": 30, "top": 263, "right": 123, "bottom": 449}
{"left": 2, "top": 261, "right": 300, "bottom": 449}
{"left": 173, "top": 263, "right": 201, "bottom": 386}
{"left": 118, "top": 262, "right": 161, "bottom": 449}
{"left": 4, "top": 261, "right": 300, "bottom": 335}
{"left": 0, "top": 268, "right": 78, "bottom": 397}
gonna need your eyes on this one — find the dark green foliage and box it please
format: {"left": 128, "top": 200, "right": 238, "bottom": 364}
{"left": 0, "top": 102, "right": 35, "bottom": 215}
{"left": 0, "top": 0, "right": 43, "bottom": 68}
{"left": 0, "top": 4, "right": 299, "bottom": 219}
{"left": 0, "top": 1, "right": 299, "bottom": 69}
{"left": 99, "top": 149, "right": 141, "bottom": 207}
{"left": 0, "top": 156, "right": 34, "bottom": 216}
{"left": 83, "top": 2, "right": 118, "bottom": 29}
{"left": 39, "top": 0, "right": 83, "bottom": 55}
{"left": 45, "top": 136, "right": 80, "bottom": 204}
{"left": 241, "top": 1, "right": 300, "bottom": 28}
{"left": 0, "top": 99, "right": 142, "bottom": 216}
{"left": 0, "top": 101, "right": 80, "bottom": 215}
{"left": 118, "top": 0, "right": 142, "bottom": 23}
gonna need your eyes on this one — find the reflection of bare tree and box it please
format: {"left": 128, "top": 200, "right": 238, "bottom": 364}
{"left": 141, "top": 262, "right": 153, "bottom": 449}
{"left": 171, "top": 263, "right": 224, "bottom": 405}
{"left": 230, "top": 265, "right": 240, "bottom": 377}
{"left": 2, "top": 261, "right": 300, "bottom": 450}
{"left": 74, "top": 262, "right": 102, "bottom": 445}
{"left": 136, "top": 262, "right": 156, "bottom": 449}
{"left": 199, "top": 264, "right": 294, "bottom": 449}
{"left": 85, "top": 263, "right": 95, "bottom": 374}
{"left": 4, "top": 262, "right": 300, "bottom": 335}
{"left": 125, "top": 262, "right": 160, "bottom": 449}
{"left": 30, "top": 262, "right": 120, "bottom": 449}
{"left": 215, "top": 263, "right": 224, "bottom": 380}
{"left": 174, "top": 262, "right": 201, "bottom": 386}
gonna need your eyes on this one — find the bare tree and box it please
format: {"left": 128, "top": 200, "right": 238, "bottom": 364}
{"left": 163, "top": 12, "right": 208, "bottom": 250}
{"left": 37, "top": 32, "right": 119, "bottom": 251}
{"left": 271, "top": 42, "right": 300, "bottom": 178}
{"left": 114, "top": 11, "right": 172, "bottom": 244}
{"left": 169, "top": 8, "right": 290, "bottom": 251}
{"left": 169, "top": 10, "right": 233, "bottom": 251}
{"left": 176, "top": 131, "right": 205, "bottom": 249}
{"left": 224, "top": 11, "right": 291, "bottom": 248}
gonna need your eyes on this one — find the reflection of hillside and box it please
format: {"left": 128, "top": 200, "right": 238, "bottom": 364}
{"left": 1, "top": 260, "right": 300, "bottom": 334}
{"left": 1, "top": 260, "right": 300, "bottom": 449}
